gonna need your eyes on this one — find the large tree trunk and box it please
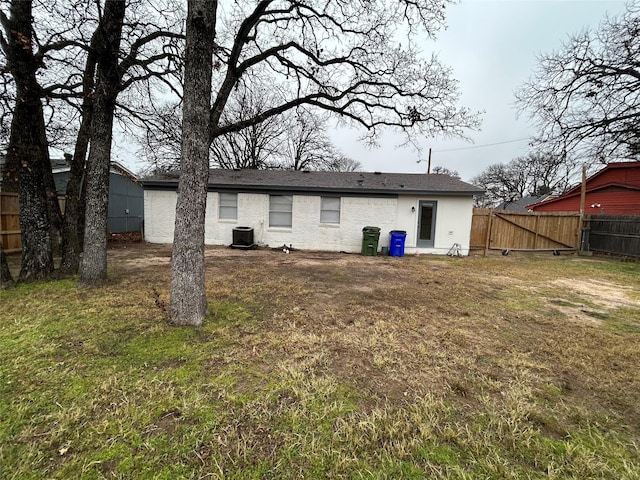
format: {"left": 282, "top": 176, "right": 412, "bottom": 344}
{"left": 2, "top": 0, "right": 55, "bottom": 282}
{"left": 78, "top": 0, "right": 126, "bottom": 286}
{"left": 59, "top": 26, "right": 99, "bottom": 277}
{"left": 43, "top": 156, "right": 63, "bottom": 253}
{"left": 79, "top": 97, "right": 115, "bottom": 285}
{"left": 168, "top": 0, "right": 216, "bottom": 326}
{"left": 16, "top": 117, "right": 54, "bottom": 283}
{"left": 58, "top": 149, "right": 87, "bottom": 276}
{"left": 0, "top": 244, "right": 14, "bottom": 289}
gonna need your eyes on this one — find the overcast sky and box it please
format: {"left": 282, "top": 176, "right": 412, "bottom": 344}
{"left": 329, "top": 0, "right": 629, "bottom": 182}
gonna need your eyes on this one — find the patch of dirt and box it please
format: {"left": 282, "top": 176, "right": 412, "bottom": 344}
{"left": 546, "top": 278, "right": 640, "bottom": 325}
{"left": 143, "top": 409, "right": 182, "bottom": 439}
{"left": 108, "top": 231, "right": 143, "bottom": 243}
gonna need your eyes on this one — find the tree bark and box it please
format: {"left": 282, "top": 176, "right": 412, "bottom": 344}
{"left": 58, "top": 150, "right": 87, "bottom": 276}
{"left": 44, "top": 155, "right": 63, "bottom": 253}
{"left": 78, "top": 0, "right": 126, "bottom": 286}
{"left": 168, "top": 0, "right": 216, "bottom": 326}
{"left": 59, "top": 52, "right": 97, "bottom": 276}
{"left": 0, "top": 244, "right": 14, "bottom": 289}
{"left": 2, "top": 0, "right": 55, "bottom": 282}
{"left": 15, "top": 106, "right": 54, "bottom": 283}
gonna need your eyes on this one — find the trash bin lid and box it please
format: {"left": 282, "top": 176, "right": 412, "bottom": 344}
{"left": 363, "top": 226, "right": 381, "bottom": 232}
{"left": 390, "top": 230, "right": 407, "bottom": 235}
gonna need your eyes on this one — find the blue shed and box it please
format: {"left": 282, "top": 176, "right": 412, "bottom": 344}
{"left": 53, "top": 159, "right": 144, "bottom": 234}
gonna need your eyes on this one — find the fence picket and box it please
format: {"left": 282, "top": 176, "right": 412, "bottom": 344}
{"left": 0, "top": 193, "right": 21, "bottom": 253}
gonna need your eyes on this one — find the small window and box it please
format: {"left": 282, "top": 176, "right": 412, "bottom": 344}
{"left": 219, "top": 193, "right": 237, "bottom": 220}
{"left": 320, "top": 197, "right": 340, "bottom": 224}
{"left": 269, "top": 195, "right": 293, "bottom": 228}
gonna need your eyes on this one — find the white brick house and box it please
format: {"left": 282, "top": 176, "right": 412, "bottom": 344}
{"left": 141, "top": 169, "right": 483, "bottom": 255}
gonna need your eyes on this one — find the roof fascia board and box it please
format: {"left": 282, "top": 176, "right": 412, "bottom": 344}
{"left": 142, "top": 181, "right": 479, "bottom": 197}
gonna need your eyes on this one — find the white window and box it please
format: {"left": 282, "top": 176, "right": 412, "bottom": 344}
{"left": 320, "top": 196, "right": 340, "bottom": 224}
{"left": 269, "top": 195, "right": 293, "bottom": 228}
{"left": 219, "top": 193, "right": 237, "bottom": 220}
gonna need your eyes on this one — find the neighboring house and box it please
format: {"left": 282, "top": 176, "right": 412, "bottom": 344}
{"left": 141, "top": 169, "right": 484, "bottom": 255}
{"left": 53, "top": 157, "right": 144, "bottom": 233}
{"left": 527, "top": 162, "right": 640, "bottom": 214}
{"left": 495, "top": 195, "right": 547, "bottom": 212}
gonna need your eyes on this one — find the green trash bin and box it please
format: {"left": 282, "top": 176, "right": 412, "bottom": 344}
{"left": 361, "top": 226, "right": 381, "bottom": 256}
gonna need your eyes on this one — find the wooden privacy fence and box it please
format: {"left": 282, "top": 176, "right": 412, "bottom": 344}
{"left": 0, "top": 193, "right": 66, "bottom": 254}
{"left": 582, "top": 215, "right": 640, "bottom": 258}
{"left": 470, "top": 208, "right": 581, "bottom": 255}
{"left": 0, "top": 192, "right": 21, "bottom": 253}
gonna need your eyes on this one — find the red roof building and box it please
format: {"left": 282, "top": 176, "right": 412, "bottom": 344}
{"left": 527, "top": 162, "right": 640, "bottom": 215}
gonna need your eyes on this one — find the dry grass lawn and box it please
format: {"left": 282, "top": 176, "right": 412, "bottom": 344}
{"left": 1, "top": 243, "right": 639, "bottom": 479}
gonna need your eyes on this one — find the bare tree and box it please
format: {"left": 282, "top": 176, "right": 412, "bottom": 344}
{"left": 323, "top": 154, "right": 362, "bottom": 172}
{"left": 472, "top": 163, "right": 528, "bottom": 207}
{"left": 431, "top": 165, "right": 460, "bottom": 178}
{"left": 517, "top": 2, "right": 640, "bottom": 163}
{"left": 1, "top": 1, "right": 184, "bottom": 281}
{"left": 0, "top": 0, "right": 56, "bottom": 281}
{"left": 169, "top": 0, "right": 216, "bottom": 326}
{"left": 211, "top": 86, "right": 287, "bottom": 169}
{"left": 58, "top": 23, "right": 99, "bottom": 277}
{"left": 1, "top": 2, "right": 99, "bottom": 279}
{"left": 280, "top": 108, "right": 329, "bottom": 170}
{"left": 78, "top": 0, "right": 127, "bottom": 286}
{"left": 471, "top": 152, "right": 576, "bottom": 207}
{"left": 278, "top": 108, "right": 359, "bottom": 171}
{"left": 171, "top": 0, "right": 480, "bottom": 326}
{"left": 140, "top": 96, "right": 358, "bottom": 172}
{"left": 78, "top": 1, "right": 183, "bottom": 285}
{"left": 138, "top": 103, "right": 184, "bottom": 172}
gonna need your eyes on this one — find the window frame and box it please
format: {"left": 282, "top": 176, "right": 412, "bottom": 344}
{"left": 320, "top": 196, "right": 341, "bottom": 225}
{"left": 218, "top": 192, "right": 238, "bottom": 220}
{"left": 269, "top": 194, "right": 293, "bottom": 228}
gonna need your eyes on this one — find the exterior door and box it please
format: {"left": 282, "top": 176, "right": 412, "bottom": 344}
{"left": 417, "top": 201, "right": 436, "bottom": 248}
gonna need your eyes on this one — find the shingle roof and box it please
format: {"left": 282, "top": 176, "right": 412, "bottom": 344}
{"left": 142, "top": 169, "right": 483, "bottom": 196}
{"left": 495, "top": 195, "right": 547, "bottom": 211}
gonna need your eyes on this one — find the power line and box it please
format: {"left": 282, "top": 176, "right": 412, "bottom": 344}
{"left": 433, "top": 137, "right": 531, "bottom": 153}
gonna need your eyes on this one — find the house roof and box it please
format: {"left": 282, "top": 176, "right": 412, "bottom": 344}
{"left": 141, "top": 169, "right": 484, "bottom": 197}
{"left": 51, "top": 157, "right": 139, "bottom": 181}
{"left": 50, "top": 156, "right": 71, "bottom": 171}
{"left": 526, "top": 161, "right": 640, "bottom": 210}
{"left": 495, "top": 195, "right": 547, "bottom": 212}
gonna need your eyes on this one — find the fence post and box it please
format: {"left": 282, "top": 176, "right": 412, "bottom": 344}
{"left": 579, "top": 215, "right": 591, "bottom": 255}
{"left": 483, "top": 209, "right": 493, "bottom": 257}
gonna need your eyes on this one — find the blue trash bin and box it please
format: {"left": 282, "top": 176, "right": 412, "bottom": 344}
{"left": 389, "top": 230, "right": 407, "bottom": 257}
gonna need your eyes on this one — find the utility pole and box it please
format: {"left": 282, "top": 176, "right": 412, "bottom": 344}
{"left": 417, "top": 148, "right": 432, "bottom": 173}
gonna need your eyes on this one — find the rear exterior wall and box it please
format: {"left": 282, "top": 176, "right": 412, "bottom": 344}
{"left": 143, "top": 190, "right": 474, "bottom": 254}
